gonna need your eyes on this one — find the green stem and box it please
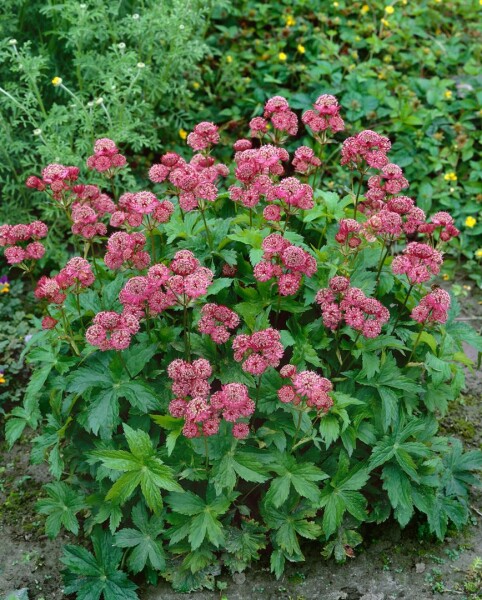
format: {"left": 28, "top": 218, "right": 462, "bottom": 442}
{"left": 338, "top": 331, "right": 362, "bottom": 375}
{"left": 353, "top": 173, "right": 364, "bottom": 220}
{"left": 375, "top": 239, "right": 389, "bottom": 283}
{"left": 407, "top": 324, "right": 425, "bottom": 364}
{"left": 204, "top": 436, "right": 209, "bottom": 471}
{"left": 183, "top": 302, "right": 191, "bottom": 360}
{"left": 291, "top": 410, "right": 304, "bottom": 451}
{"left": 200, "top": 208, "right": 213, "bottom": 251}
{"left": 391, "top": 283, "right": 414, "bottom": 333}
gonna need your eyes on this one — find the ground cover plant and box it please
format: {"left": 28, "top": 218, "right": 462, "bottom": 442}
{"left": 2, "top": 94, "right": 482, "bottom": 597}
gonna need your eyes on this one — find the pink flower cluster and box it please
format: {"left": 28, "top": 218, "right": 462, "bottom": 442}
{"left": 365, "top": 163, "right": 409, "bottom": 206}
{"left": 233, "top": 328, "right": 284, "bottom": 375}
{"left": 56, "top": 257, "right": 95, "bottom": 290}
{"left": 278, "top": 364, "right": 333, "bottom": 412}
{"left": 249, "top": 96, "right": 298, "bottom": 137}
{"left": 85, "top": 311, "right": 139, "bottom": 351}
{"left": 335, "top": 218, "right": 363, "bottom": 249}
{"left": 168, "top": 360, "right": 254, "bottom": 439}
{"left": 341, "top": 130, "right": 391, "bottom": 170}
{"left": 149, "top": 151, "right": 228, "bottom": 212}
{"left": 118, "top": 251, "right": 214, "bottom": 317}
{"left": 70, "top": 184, "right": 116, "bottom": 239}
{"left": 392, "top": 242, "right": 443, "bottom": 284}
{"left": 302, "top": 94, "right": 345, "bottom": 136}
{"left": 86, "top": 138, "right": 127, "bottom": 174}
{"left": 0, "top": 221, "right": 48, "bottom": 265}
{"left": 229, "top": 145, "right": 288, "bottom": 208}
{"left": 187, "top": 122, "right": 220, "bottom": 151}
{"left": 26, "top": 163, "right": 80, "bottom": 200}
{"left": 254, "top": 234, "right": 317, "bottom": 296}
{"left": 292, "top": 146, "right": 321, "bottom": 174}
{"left": 264, "top": 177, "right": 314, "bottom": 219}
{"left": 110, "top": 192, "right": 174, "bottom": 227}
{"left": 411, "top": 288, "right": 451, "bottom": 325}
{"left": 316, "top": 276, "right": 390, "bottom": 338}
{"left": 104, "top": 232, "right": 150, "bottom": 270}
{"left": 419, "top": 211, "right": 460, "bottom": 243}
{"left": 198, "top": 303, "right": 240, "bottom": 343}
{"left": 35, "top": 256, "right": 95, "bottom": 306}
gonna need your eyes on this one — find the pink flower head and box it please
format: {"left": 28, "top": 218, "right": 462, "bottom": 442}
{"left": 292, "top": 146, "right": 322, "bottom": 174}
{"left": 130, "top": 191, "right": 159, "bottom": 215}
{"left": 249, "top": 117, "right": 269, "bottom": 138}
{"left": 411, "top": 288, "right": 451, "bottom": 325}
{"left": 198, "top": 303, "right": 240, "bottom": 344}
{"left": 302, "top": 94, "right": 345, "bottom": 135}
{"left": 35, "top": 276, "right": 66, "bottom": 305}
{"left": 87, "top": 138, "right": 126, "bottom": 174}
{"left": 392, "top": 242, "right": 443, "bottom": 284}
{"left": 57, "top": 257, "right": 95, "bottom": 289}
{"left": 187, "top": 122, "right": 220, "bottom": 151}
{"left": 104, "top": 232, "right": 149, "bottom": 270}
{"left": 233, "top": 328, "right": 284, "bottom": 375}
{"left": 263, "top": 96, "right": 298, "bottom": 136}
{"left": 341, "top": 130, "right": 391, "bottom": 170}
{"left": 85, "top": 310, "right": 139, "bottom": 351}
{"left": 42, "top": 315, "right": 58, "bottom": 330}
{"left": 267, "top": 177, "right": 314, "bottom": 210}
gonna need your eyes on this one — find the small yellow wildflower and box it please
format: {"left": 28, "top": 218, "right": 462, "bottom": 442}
{"left": 475, "top": 249, "right": 482, "bottom": 259}
{"left": 444, "top": 90, "right": 452, "bottom": 99}
{"left": 465, "top": 216, "right": 477, "bottom": 228}
{"left": 385, "top": 6, "right": 395, "bottom": 14}
{"left": 285, "top": 15, "right": 296, "bottom": 27}
{"left": 278, "top": 52, "right": 288, "bottom": 62}
{"left": 297, "top": 44, "right": 305, "bottom": 54}
{"left": 444, "top": 172, "right": 457, "bottom": 182}
{"left": 442, "top": 274, "right": 450, "bottom": 281}
{"left": 361, "top": 4, "right": 370, "bottom": 13}
{"left": 179, "top": 128, "right": 188, "bottom": 140}
{"left": 0, "top": 283, "right": 9, "bottom": 294}
{"left": 0, "top": 373, "right": 5, "bottom": 384}
{"left": 226, "top": 55, "right": 233, "bottom": 64}
{"left": 51, "top": 76, "right": 62, "bottom": 86}
{"left": 192, "top": 81, "right": 200, "bottom": 90}
{"left": 333, "top": 1, "right": 339, "bottom": 7}
{"left": 381, "top": 18, "right": 390, "bottom": 27}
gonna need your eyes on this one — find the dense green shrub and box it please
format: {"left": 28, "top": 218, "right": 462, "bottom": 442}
{"left": 3, "top": 94, "right": 482, "bottom": 596}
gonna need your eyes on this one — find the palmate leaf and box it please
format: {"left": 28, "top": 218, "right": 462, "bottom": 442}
{"left": 265, "top": 453, "right": 328, "bottom": 508}
{"left": 441, "top": 437, "right": 482, "bottom": 497}
{"left": 62, "top": 529, "right": 138, "bottom": 600}
{"left": 319, "top": 456, "right": 369, "bottom": 538}
{"left": 67, "top": 355, "right": 160, "bottom": 440}
{"left": 37, "top": 482, "right": 87, "bottom": 538}
{"left": 212, "top": 447, "right": 269, "bottom": 494}
{"left": 165, "top": 491, "right": 230, "bottom": 551}
{"left": 262, "top": 502, "right": 321, "bottom": 558}
{"left": 114, "top": 503, "right": 166, "bottom": 573}
{"left": 90, "top": 425, "right": 182, "bottom": 513}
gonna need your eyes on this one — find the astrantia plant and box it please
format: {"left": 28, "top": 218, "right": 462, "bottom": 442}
{"left": 3, "top": 94, "right": 482, "bottom": 596}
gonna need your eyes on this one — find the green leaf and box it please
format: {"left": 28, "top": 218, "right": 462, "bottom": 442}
{"left": 62, "top": 529, "right": 138, "bottom": 600}
{"left": 266, "top": 455, "right": 327, "bottom": 507}
{"left": 37, "top": 482, "right": 87, "bottom": 538}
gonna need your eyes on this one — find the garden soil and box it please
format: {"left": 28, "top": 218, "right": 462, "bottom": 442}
{"left": 1, "top": 287, "right": 481, "bottom": 600}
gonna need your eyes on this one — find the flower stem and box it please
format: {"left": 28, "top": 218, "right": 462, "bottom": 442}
{"left": 200, "top": 208, "right": 213, "bottom": 251}
{"left": 353, "top": 174, "right": 364, "bottom": 219}
{"left": 407, "top": 324, "right": 426, "bottom": 364}
{"left": 119, "top": 351, "right": 133, "bottom": 379}
{"left": 391, "top": 283, "right": 414, "bottom": 333}
{"left": 291, "top": 410, "right": 304, "bottom": 451}
{"left": 183, "top": 302, "right": 191, "bottom": 361}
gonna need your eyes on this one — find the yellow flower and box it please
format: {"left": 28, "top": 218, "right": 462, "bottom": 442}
{"left": 475, "top": 249, "right": 482, "bottom": 259}
{"left": 192, "top": 81, "right": 200, "bottom": 90}
{"left": 51, "top": 76, "right": 62, "bottom": 86}
{"left": 0, "top": 283, "right": 9, "bottom": 294}
{"left": 179, "top": 128, "right": 188, "bottom": 140}
{"left": 444, "top": 171, "right": 457, "bottom": 182}
{"left": 278, "top": 52, "right": 288, "bottom": 62}
{"left": 226, "top": 55, "right": 233, "bottom": 64}
{"left": 361, "top": 4, "right": 370, "bottom": 13}
{"left": 444, "top": 90, "right": 452, "bottom": 99}
{"left": 381, "top": 18, "right": 390, "bottom": 27}
{"left": 333, "top": 1, "right": 339, "bottom": 7}
{"left": 385, "top": 6, "right": 395, "bottom": 14}
{"left": 0, "top": 374, "right": 5, "bottom": 384}
{"left": 284, "top": 15, "right": 296, "bottom": 27}
{"left": 297, "top": 44, "right": 305, "bottom": 54}
{"left": 442, "top": 274, "right": 450, "bottom": 281}
{"left": 465, "top": 216, "right": 477, "bottom": 228}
